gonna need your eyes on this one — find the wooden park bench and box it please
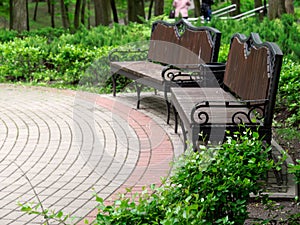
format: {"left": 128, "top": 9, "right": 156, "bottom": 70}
{"left": 171, "top": 33, "right": 283, "bottom": 150}
{"left": 110, "top": 19, "right": 224, "bottom": 124}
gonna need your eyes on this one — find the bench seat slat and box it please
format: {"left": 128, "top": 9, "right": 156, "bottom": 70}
{"left": 111, "top": 61, "right": 166, "bottom": 91}
{"left": 171, "top": 87, "right": 255, "bottom": 126}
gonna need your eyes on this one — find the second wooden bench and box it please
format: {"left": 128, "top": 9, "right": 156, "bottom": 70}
{"left": 171, "top": 33, "right": 283, "bottom": 150}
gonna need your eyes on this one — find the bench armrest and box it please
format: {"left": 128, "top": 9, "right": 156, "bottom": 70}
{"left": 162, "top": 65, "right": 201, "bottom": 84}
{"left": 109, "top": 49, "right": 148, "bottom": 62}
{"left": 162, "top": 62, "right": 226, "bottom": 87}
{"left": 191, "top": 99, "right": 269, "bottom": 125}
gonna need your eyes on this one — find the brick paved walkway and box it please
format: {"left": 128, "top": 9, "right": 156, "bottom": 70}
{"left": 0, "top": 84, "right": 183, "bottom": 224}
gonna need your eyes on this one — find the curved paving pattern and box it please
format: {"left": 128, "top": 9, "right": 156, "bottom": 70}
{"left": 0, "top": 84, "right": 183, "bottom": 224}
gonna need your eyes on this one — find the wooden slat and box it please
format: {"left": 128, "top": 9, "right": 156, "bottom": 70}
{"left": 148, "top": 22, "right": 215, "bottom": 65}
{"left": 223, "top": 37, "right": 270, "bottom": 101}
{"left": 171, "top": 87, "right": 251, "bottom": 125}
{"left": 110, "top": 61, "right": 166, "bottom": 90}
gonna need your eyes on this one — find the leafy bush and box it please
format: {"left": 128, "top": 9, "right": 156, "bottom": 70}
{"left": 0, "top": 36, "right": 49, "bottom": 81}
{"left": 276, "top": 57, "right": 300, "bottom": 128}
{"left": 217, "top": 43, "right": 230, "bottom": 63}
{"left": 0, "top": 27, "right": 67, "bottom": 43}
{"left": 49, "top": 22, "right": 151, "bottom": 51}
{"left": 96, "top": 130, "right": 275, "bottom": 224}
{"left": 289, "top": 159, "right": 300, "bottom": 185}
{"left": 0, "top": 23, "right": 151, "bottom": 86}
{"left": 0, "top": 28, "right": 18, "bottom": 42}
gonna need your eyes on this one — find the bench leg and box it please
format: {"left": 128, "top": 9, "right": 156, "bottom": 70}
{"left": 192, "top": 127, "right": 200, "bottom": 152}
{"left": 172, "top": 105, "right": 178, "bottom": 133}
{"left": 269, "top": 150, "right": 284, "bottom": 186}
{"left": 112, "top": 74, "right": 117, "bottom": 97}
{"left": 166, "top": 100, "right": 171, "bottom": 125}
{"left": 264, "top": 135, "right": 285, "bottom": 187}
{"left": 135, "top": 82, "right": 144, "bottom": 109}
{"left": 163, "top": 83, "right": 171, "bottom": 124}
{"left": 180, "top": 119, "right": 188, "bottom": 151}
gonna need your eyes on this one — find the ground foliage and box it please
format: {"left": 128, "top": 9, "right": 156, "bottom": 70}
{"left": 96, "top": 130, "right": 278, "bottom": 224}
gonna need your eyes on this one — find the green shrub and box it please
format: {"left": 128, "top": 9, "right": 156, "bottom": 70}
{"left": 19, "top": 27, "right": 67, "bottom": 41}
{"left": 276, "top": 57, "right": 300, "bottom": 128}
{"left": 217, "top": 43, "right": 229, "bottom": 63}
{"left": 0, "top": 29, "right": 18, "bottom": 42}
{"left": 0, "top": 27, "right": 67, "bottom": 43}
{"left": 289, "top": 159, "right": 300, "bottom": 185}
{"left": 0, "top": 36, "right": 49, "bottom": 81}
{"left": 96, "top": 130, "right": 275, "bottom": 224}
{"left": 47, "top": 44, "right": 103, "bottom": 84}
{"left": 0, "top": 22, "right": 152, "bottom": 87}
{"left": 50, "top": 23, "right": 151, "bottom": 51}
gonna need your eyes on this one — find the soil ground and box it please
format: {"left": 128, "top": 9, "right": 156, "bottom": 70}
{"left": 245, "top": 127, "right": 300, "bottom": 224}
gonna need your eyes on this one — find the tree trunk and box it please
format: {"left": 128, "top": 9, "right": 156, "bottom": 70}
{"left": 194, "top": 0, "right": 201, "bottom": 17}
{"left": 81, "top": 0, "right": 86, "bottom": 25}
{"left": 110, "top": 0, "right": 118, "bottom": 23}
{"left": 87, "top": 0, "right": 91, "bottom": 29}
{"left": 94, "top": 0, "right": 110, "bottom": 26}
{"left": 128, "top": 0, "right": 145, "bottom": 23}
{"left": 9, "top": 0, "right": 13, "bottom": 29}
{"left": 231, "top": 0, "right": 240, "bottom": 16}
{"left": 278, "top": 0, "right": 286, "bottom": 16}
{"left": 33, "top": 0, "right": 38, "bottom": 21}
{"left": 254, "top": 0, "right": 262, "bottom": 8}
{"left": 74, "top": 0, "right": 81, "bottom": 29}
{"left": 60, "top": 0, "right": 70, "bottom": 29}
{"left": 148, "top": 0, "right": 154, "bottom": 19}
{"left": 268, "top": 0, "right": 277, "bottom": 19}
{"left": 47, "top": 0, "right": 51, "bottom": 13}
{"left": 50, "top": 1, "right": 55, "bottom": 27}
{"left": 268, "top": 0, "right": 286, "bottom": 19}
{"left": 9, "top": 0, "right": 29, "bottom": 32}
{"left": 285, "top": 0, "right": 294, "bottom": 14}
{"left": 254, "top": 0, "right": 264, "bottom": 20}
{"left": 154, "top": 0, "right": 163, "bottom": 16}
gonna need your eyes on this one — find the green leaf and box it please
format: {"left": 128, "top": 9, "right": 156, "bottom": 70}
{"left": 56, "top": 211, "right": 63, "bottom": 218}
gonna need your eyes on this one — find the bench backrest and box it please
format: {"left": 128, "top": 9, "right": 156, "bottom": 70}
{"left": 148, "top": 19, "right": 221, "bottom": 66}
{"left": 223, "top": 33, "right": 283, "bottom": 126}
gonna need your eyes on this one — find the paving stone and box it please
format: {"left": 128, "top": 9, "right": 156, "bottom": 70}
{"left": 0, "top": 85, "right": 183, "bottom": 224}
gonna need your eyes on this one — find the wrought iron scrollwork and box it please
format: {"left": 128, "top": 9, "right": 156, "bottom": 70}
{"left": 232, "top": 105, "right": 265, "bottom": 125}
{"left": 191, "top": 101, "right": 210, "bottom": 124}
{"left": 165, "top": 71, "right": 177, "bottom": 82}
{"left": 162, "top": 65, "right": 201, "bottom": 84}
{"left": 248, "top": 105, "right": 265, "bottom": 120}
{"left": 232, "top": 111, "right": 250, "bottom": 125}
{"left": 191, "top": 100, "right": 268, "bottom": 125}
